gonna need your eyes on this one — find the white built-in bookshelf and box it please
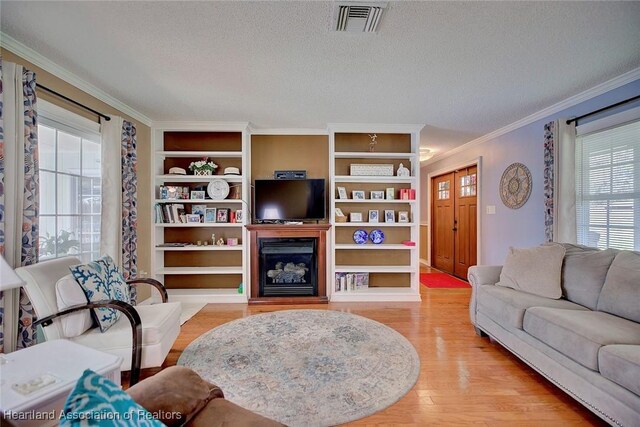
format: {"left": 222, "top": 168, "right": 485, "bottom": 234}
{"left": 328, "top": 124, "right": 423, "bottom": 302}
{"left": 151, "top": 123, "right": 250, "bottom": 303}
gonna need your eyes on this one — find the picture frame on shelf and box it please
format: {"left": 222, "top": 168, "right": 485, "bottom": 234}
{"left": 192, "top": 204, "right": 206, "bottom": 217}
{"left": 352, "top": 190, "right": 365, "bottom": 200}
{"left": 350, "top": 212, "right": 363, "bottom": 222}
{"left": 335, "top": 208, "right": 346, "bottom": 217}
{"left": 227, "top": 237, "right": 239, "bottom": 246}
{"left": 386, "top": 188, "right": 395, "bottom": 200}
{"left": 204, "top": 208, "right": 217, "bottom": 223}
{"left": 385, "top": 210, "right": 395, "bottom": 223}
{"left": 371, "top": 191, "right": 384, "bottom": 200}
{"left": 186, "top": 214, "right": 201, "bottom": 223}
{"left": 190, "top": 190, "right": 206, "bottom": 200}
{"left": 368, "top": 209, "right": 379, "bottom": 223}
{"left": 337, "top": 186, "right": 348, "bottom": 200}
{"left": 235, "top": 210, "right": 243, "bottom": 223}
{"left": 216, "top": 208, "right": 230, "bottom": 223}
{"left": 398, "top": 211, "right": 410, "bottom": 223}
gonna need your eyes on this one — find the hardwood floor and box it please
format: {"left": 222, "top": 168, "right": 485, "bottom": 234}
{"left": 133, "top": 267, "right": 605, "bottom": 426}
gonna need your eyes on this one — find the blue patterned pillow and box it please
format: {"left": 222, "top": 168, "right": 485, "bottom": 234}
{"left": 70, "top": 256, "right": 131, "bottom": 332}
{"left": 60, "top": 369, "right": 165, "bottom": 427}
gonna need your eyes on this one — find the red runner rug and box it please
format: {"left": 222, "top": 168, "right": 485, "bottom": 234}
{"left": 420, "top": 272, "right": 470, "bottom": 289}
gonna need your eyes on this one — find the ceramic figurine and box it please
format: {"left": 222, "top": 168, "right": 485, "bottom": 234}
{"left": 216, "top": 238, "right": 225, "bottom": 246}
{"left": 397, "top": 163, "right": 410, "bottom": 177}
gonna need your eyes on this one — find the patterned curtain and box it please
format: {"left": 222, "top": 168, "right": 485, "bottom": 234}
{"left": 543, "top": 120, "right": 577, "bottom": 244}
{"left": 0, "top": 60, "right": 5, "bottom": 353}
{"left": 17, "top": 69, "right": 39, "bottom": 348}
{"left": 543, "top": 121, "right": 555, "bottom": 242}
{"left": 0, "top": 62, "right": 39, "bottom": 351}
{"left": 121, "top": 121, "right": 138, "bottom": 303}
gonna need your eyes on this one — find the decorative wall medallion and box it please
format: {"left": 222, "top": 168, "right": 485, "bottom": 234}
{"left": 500, "top": 163, "right": 532, "bottom": 209}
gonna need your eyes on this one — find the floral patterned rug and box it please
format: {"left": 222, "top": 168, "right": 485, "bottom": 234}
{"left": 178, "top": 309, "right": 420, "bottom": 426}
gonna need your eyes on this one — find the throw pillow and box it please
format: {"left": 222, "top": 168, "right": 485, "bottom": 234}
{"left": 496, "top": 245, "right": 566, "bottom": 299}
{"left": 99, "top": 255, "right": 132, "bottom": 305}
{"left": 55, "top": 274, "right": 96, "bottom": 338}
{"left": 60, "top": 369, "right": 164, "bottom": 427}
{"left": 69, "top": 256, "right": 130, "bottom": 332}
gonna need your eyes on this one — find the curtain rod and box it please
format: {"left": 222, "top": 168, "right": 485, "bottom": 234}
{"left": 37, "top": 84, "right": 111, "bottom": 122}
{"left": 566, "top": 94, "right": 640, "bottom": 126}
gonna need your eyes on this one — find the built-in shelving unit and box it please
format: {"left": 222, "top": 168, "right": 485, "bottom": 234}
{"left": 328, "top": 124, "right": 423, "bottom": 302}
{"left": 149, "top": 122, "right": 422, "bottom": 304}
{"left": 151, "top": 124, "right": 250, "bottom": 303}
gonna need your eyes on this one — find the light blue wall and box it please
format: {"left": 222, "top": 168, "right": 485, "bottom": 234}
{"left": 421, "top": 78, "right": 640, "bottom": 265}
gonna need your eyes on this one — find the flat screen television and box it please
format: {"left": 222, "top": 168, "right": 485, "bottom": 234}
{"left": 254, "top": 179, "right": 326, "bottom": 221}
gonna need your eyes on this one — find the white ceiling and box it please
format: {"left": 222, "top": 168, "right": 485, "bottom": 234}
{"left": 2, "top": 1, "right": 640, "bottom": 156}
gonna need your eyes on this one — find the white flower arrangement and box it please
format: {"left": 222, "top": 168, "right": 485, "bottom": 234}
{"left": 189, "top": 158, "right": 218, "bottom": 174}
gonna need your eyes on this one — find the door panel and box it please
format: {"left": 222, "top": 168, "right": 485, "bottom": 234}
{"left": 454, "top": 166, "right": 478, "bottom": 279}
{"left": 431, "top": 173, "right": 454, "bottom": 273}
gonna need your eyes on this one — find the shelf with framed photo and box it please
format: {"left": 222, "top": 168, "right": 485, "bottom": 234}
{"left": 329, "top": 125, "right": 422, "bottom": 302}
{"left": 152, "top": 124, "right": 249, "bottom": 303}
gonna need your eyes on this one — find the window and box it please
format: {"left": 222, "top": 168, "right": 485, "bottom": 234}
{"left": 38, "top": 101, "right": 101, "bottom": 262}
{"left": 576, "top": 109, "right": 640, "bottom": 251}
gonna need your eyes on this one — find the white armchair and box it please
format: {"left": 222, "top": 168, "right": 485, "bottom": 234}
{"left": 15, "top": 256, "right": 181, "bottom": 385}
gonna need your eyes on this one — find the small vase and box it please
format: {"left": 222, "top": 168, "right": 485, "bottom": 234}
{"left": 194, "top": 169, "right": 212, "bottom": 176}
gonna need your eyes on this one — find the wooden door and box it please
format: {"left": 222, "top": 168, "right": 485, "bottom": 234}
{"left": 431, "top": 172, "right": 455, "bottom": 273}
{"left": 454, "top": 166, "right": 478, "bottom": 279}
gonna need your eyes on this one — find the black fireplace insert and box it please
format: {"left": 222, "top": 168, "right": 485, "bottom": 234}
{"left": 258, "top": 238, "right": 318, "bottom": 297}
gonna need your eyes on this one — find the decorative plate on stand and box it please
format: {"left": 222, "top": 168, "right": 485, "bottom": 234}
{"left": 500, "top": 162, "right": 532, "bottom": 209}
{"left": 353, "top": 229, "right": 368, "bottom": 244}
{"left": 369, "top": 229, "right": 385, "bottom": 244}
{"left": 207, "top": 179, "right": 230, "bottom": 200}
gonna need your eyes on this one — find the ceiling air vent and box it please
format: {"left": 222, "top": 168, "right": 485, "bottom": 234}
{"left": 333, "top": 2, "right": 387, "bottom": 33}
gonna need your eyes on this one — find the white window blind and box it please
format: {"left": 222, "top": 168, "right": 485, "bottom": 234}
{"left": 576, "top": 118, "right": 640, "bottom": 250}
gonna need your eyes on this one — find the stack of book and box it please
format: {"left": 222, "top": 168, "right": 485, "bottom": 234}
{"left": 335, "top": 272, "right": 369, "bottom": 292}
{"left": 155, "top": 203, "right": 186, "bottom": 223}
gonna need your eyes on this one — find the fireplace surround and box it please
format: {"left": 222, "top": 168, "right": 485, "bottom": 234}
{"left": 247, "top": 224, "right": 330, "bottom": 304}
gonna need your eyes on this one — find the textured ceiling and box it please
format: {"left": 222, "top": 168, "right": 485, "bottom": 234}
{"left": 2, "top": 1, "right": 640, "bottom": 156}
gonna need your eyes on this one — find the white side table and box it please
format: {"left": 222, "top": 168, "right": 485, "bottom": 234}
{"left": 0, "top": 339, "right": 122, "bottom": 427}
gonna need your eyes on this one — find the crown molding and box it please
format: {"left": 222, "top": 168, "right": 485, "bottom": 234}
{"left": 1, "top": 32, "right": 152, "bottom": 126}
{"left": 422, "top": 67, "right": 640, "bottom": 167}
{"left": 151, "top": 121, "right": 250, "bottom": 132}
{"left": 249, "top": 127, "right": 328, "bottom": 135}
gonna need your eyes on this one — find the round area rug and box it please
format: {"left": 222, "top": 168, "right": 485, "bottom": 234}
{"left": 178, "top": 309, "right": 420, "bottom": 427}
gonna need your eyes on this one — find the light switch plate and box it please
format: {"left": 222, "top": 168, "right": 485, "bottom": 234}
{"left": 486, "top": 205, "right": 496, "bottom": 215}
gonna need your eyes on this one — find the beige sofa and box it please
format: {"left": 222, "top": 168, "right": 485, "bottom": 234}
{"left": 468, "top": 244, "right": 640, "bottom": 426}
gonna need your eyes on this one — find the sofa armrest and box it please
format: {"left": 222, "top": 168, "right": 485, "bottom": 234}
{"left": 467, "top": 265, "right": 502, "bottom": 327}
{"left": 127, "top": 366, "right": 224, "bottom": 427}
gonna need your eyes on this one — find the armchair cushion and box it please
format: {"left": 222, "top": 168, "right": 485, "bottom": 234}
{"left": 55, "top": 274, "right": 95, "bottom": 338}
{"left": 69, "top": 255, "right": 131, "bottom": 332}
{"left": 71, "top": 302, "right": 182, "bottom": 370}
{"left": 61, "top": 369, "right": 163, "bottom": 427}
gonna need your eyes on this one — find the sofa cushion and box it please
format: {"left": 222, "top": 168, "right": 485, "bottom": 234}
{"left": 496, "top": 245, "right": 565, "bottom": 299}
{"left": 599, "top": 345, "right": 640, "bottom": 396}
{"left": 559, "top": 243, "right": 617, "bottom": 310}
{"left": 477, "top": 285, "right": 587, "bottom": 330}
{"left": 523, "top": 307, "right": 640, "bottom": 371}
{"left": 597, "top": 251, "right": 640, "bottom": 323}
{"left": 55, "top": 274, "right": 95, "bottom": 338}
